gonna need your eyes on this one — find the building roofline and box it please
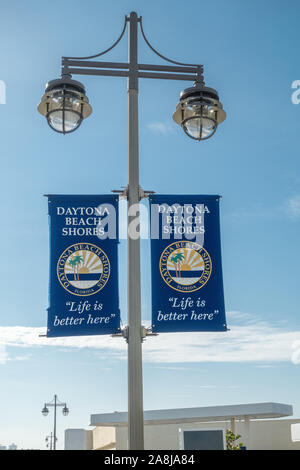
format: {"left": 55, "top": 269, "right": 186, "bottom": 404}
{"left": 90, "top": 402, "right": 293, "bottom": 427}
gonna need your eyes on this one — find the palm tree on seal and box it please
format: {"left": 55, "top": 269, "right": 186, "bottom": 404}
{"left": 170, "top": 252, "right": 184, "bottom": 278}
{"left": 69, "top": 255, "right": 83, "bottom": 280}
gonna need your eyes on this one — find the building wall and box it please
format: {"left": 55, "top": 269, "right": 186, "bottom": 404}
{"left": 247, "top": 419, "right": 300, "bottom": 450}
{"left": 92, "top": 419, "right": 300, "bottom": 450}
{"left": 114, "top": 422, "right": 229, "bottom": 450}
{"left": 92, "top": 426, "right": 116, "bottom": 450}
{"left": 86, "top": 431, "right": 93, "bottom": 450}
{"left": 65, "top": 429, "right": 88, "bottom": 450}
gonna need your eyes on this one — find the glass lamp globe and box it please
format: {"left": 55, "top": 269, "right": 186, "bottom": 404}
{"left": 38, "top": 76, "right": 92, "bottom": 134}
{"left": 173, "top": 84, "right": 226, "bottom": 141}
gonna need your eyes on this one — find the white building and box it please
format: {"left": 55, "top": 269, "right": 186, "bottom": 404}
{"left": 0, "top": 443, "right": 17, "bottom": 450}
{"left": 65, "top": 402, "right": 300, "bottom": 450}
{"left": 8, "top": 444, "right": 17, "bottom": 450}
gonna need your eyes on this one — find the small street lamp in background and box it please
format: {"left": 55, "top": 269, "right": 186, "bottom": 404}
{"left": 42, "top": 395, "right": 69, "bottom": 450}
{"left": 45, "top": 432, "right": 54, "bottom": 450}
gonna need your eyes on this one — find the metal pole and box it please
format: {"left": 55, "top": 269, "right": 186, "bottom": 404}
{"left": 53, "top": 395, "right": 57, "bottom": 450}
{"left": 127, "top": 11, "right": 144, "bottom": 450}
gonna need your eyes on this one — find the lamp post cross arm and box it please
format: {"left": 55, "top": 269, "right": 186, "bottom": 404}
{"left": 44, "top": 401, "right": 67, "bottom": 408}
{"left": 61, "top": 60, "right": 204, "bottom": 84}
{"left": 60, "top": 10, "right": 204, "bottom": 86}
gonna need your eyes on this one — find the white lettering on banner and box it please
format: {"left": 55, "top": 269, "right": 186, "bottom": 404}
{"left": 56, "top": 204, "right": 116, "bottom": 239}
{"left": 156, "top": 310, "right": 216, "bottom": 322}
{"left": 52, "top": 315, "right": 111, "bottom": 326}
{"left": 151, "top": 203, "right": 209, "bottom": 244}
{"left": 154, "top": 297, "right": 217, "bottom": 324}
{"left": 158, "top": 204, "right": 210, "bottom": 214}
{"left": 55, "top": 202, "right": 214, "bottom": 242}
{"left": 56, "top": 207, "right": 110, "bottom": 216}
{"left": 52, "top": 304, "right": 116, "bottom": 328}
{"left": 65, "top": 300, "right": 103, "bottom": 313}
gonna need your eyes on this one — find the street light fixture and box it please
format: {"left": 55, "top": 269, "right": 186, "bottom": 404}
{"left": 172, "top": 83, "right": 226, "bottom": 141}
{"left": 38, "top": 11, "right": 226, "bottom": 450}
{"left": 37, "top": 76, "right": 92, "bottom": 134}
{"left": 41, "top": 395, "right": 69, "bottom": 450}
{"left": 45, "top": 433, "right": 54, "bottom": 450}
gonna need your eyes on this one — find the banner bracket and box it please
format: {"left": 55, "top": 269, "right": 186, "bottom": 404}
{"left": 139, "top": 187, "right": 156, "bottom": 200}
{"left": 111, "top": 186, "right": 155, "bottom": 200}
{"left": 111, "top": 326, "right": 129, "bottom": 342}
{"left": 142, "top": 326, "right": 159, "bottom": 342}
{"left": 111, "top": 325, "right": 158, "bottom": 343}
{"left": 111, "top": 187, "right": 128, "bottom": 199}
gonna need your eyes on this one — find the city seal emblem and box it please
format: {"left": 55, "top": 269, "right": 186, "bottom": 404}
{"left": 57, "top": 243, "right": 110, "bottom": 296}
{"left": 159, "top": 241, "right": 212, "bottom": 292}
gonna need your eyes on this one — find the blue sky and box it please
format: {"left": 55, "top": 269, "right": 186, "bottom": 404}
{"left": 0, "top": 0, "right": 300, "bottom": 449}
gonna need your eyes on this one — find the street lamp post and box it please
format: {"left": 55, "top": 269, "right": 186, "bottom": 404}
{"left": 38, "top": 11, "right": 226, "bottom": 450}
{"left": 42, "top": 395, "right": 69, "bottom": 450}
{"left": 45, "top": 432, "right": 54, "bottom": 450}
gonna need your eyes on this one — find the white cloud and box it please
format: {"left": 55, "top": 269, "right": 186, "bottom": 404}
{"left": 0, "top": 312, "right": 299, "bottom": 365}
{"left": 147, "top": 121, "right": 174, "bottom": 135}
{"left": 226, "top": 197, "right": 300, "bottom": 222}
{"left": 0, "top": 326, "right": 126, "bottom": 353}
{"left": 184, "top": 385, "right": 241, "bottom": 390}
{"left": 142, "top": 326, "right": 299, "bottom": 363}
{"left": 0, "top": 344, "right": 9, "bottom": 365}
{"left": 288, "top": 195, "right": 300, "bottom": 218}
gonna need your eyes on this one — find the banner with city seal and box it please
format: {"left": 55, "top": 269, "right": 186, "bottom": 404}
{"left": 149, "top": 195, "right": 227, "bottom": 333}
{"left": 47, "top": 195, "right": 120, "bottom": 337}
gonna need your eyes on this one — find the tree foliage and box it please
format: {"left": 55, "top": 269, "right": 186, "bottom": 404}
{"left": 226, "top": 429, "right": 244, "bottom": 450}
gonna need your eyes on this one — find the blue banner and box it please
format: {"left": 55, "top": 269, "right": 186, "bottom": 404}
{"left": 47, "top": 195, "right": 120, "bottom": 337}
{"left": 149, "top": 195, "right": 227, "bottom": 333}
